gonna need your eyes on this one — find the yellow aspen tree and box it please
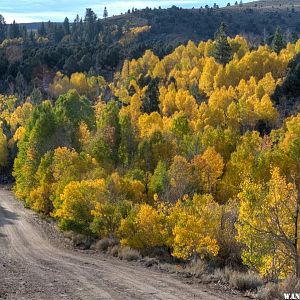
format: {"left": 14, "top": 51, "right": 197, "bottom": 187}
{"left": 138, "top": 112, "right": 164, "bottom": 138}
{"left": 186, "top": 40, "right": 199, "bottom": 58}
{"left": 224, "top": 61, "right": 241, "bottom": 87}
{"left": 237, "top": 168, "right": 299, "bottom": 279}
{"left": 168, "top": 155, "right": 192, "bottom": 202}
{"left": 213, "top": 65, "right": 227, "bottom": 89}
{"left": 174, "top": 89, "right": 198, "bottom": 119}
{"left": 208, "top": 87, "right": 235, "bottom": 111}
{"left": 229, "top": 35, "right": 249, "bottom": 59}
{"left": 139, "top": 50, "right": 159, "bottom": 76}
{"left": 153, "top": 61, "right": 166, "bottom": 80}
{"left": 119, "top": 204, "right": 168, "bottom": 250}
{"left": 170, "top": 194, "right": 221, "bottom": 260}
{"left": 255, "top": 72, "right": 276, "bottom": 98}
{"left": 9, "top": 102, "right": 33, "bottom": 132}
{"left": 0, "top": 128, "right": 8, "bottom": 168}
{"left": 49, "top": 71, "right": 71, "bottom": 97}
{"left": 199, "top": 57, "right": 219, "bottom": 95}
{"left": 191, "top": 147, "right": 224, "bottom": 194}
{"left": 129, "top": 93, "right": 142, "bottom": 123}
{"left": 254, "top": 94, "right": 279, "bottom": 127}
{"left": 296, "top": 39, "right": 300, "bottom": 53}
{"left": 54, "top": 179, "right": 108, "bottom": 232}
{"left": 78, "top": 121, "right": 91, "bottom": 147}
{"left": 70, "top": 72, "right": 89, "bottom": 95}
{"left": 204, "top": 39, "right": 215, "bottom": 57}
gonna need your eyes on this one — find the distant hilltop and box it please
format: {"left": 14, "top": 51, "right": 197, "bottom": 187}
{"left": 16, "top": 0, "right": 300, "bottom": 43}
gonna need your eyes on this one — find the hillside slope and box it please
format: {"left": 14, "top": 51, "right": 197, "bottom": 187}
{"left": 22, "top": 0, "right": 300, "bottom": 44}
{"left": 1, "top": 0, "right": 300, "bottom": 97}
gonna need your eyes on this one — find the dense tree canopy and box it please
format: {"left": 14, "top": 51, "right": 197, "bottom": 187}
{"left": 2, "top": 30, "right": 300, "bottom": 281}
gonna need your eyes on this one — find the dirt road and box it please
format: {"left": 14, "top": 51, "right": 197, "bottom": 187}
{"left": 0, "top": 189, "right": 240, "bottom": 300}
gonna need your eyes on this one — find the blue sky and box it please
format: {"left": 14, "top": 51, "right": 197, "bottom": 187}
{"left": 1, "top": 0, "right": 250, "bottom": 23}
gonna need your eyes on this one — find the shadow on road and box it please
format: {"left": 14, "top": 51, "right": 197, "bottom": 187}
{"left": 0, "top": 202, "right": 18, "bottom": 238}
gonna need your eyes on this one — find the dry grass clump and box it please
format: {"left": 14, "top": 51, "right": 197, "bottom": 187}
{"left": 211, "top": 267, "right": 263, "bottom": 291}
{"left": 257, "top": 283, "right": 280, "bottom": 300}
{"left": 184, "top": 260, "right": 208, "bottom": 278}
{"left": 229, "top": 271, "right": 263, "bottom": 291}
{"left": 213, "top": 267, "right": 231, "bottom": 283}
{"left": 107, "top": 245, "right": 120, "bottom": 257}
{"left": 142, "top": 257, "right": 159, "bottom": 267}
{"left": 159, "top": 263, "right": 184, "bottom": 274}
{"left": 280, "top": 276, "right": 300, "bottom": 293}
{"left": 257, "top": 276, "right": 300, "bottom": 300}
{"left": 95, "top": 238, "right": 118, "bottom": 252}
{"left": 118, "top": 246, "right": 141, "bottom": 261}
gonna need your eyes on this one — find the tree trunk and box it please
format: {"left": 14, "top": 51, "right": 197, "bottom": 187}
{"left": 192, "top": 251, "right": 198, "bottom": 264}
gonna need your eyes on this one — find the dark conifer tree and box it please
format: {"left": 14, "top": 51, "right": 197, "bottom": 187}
{"left": 84, "top": 8, "right": 97, "bottom": 42}
{"left": 0, "top": 15, "right": 6, "bottom": 41}
{"left": 38, "top": 22, "right": 47, "bottom": 37}
{"left": 8, "top": 20, "right": 20, "bottom": 39}
{"left": 103, "top": 7, "right": 108, "bottom": 18}
{"left": 212, "top": 22, "right": 232, "bottom": 65}
{"left": 63, "top": 17, "right": 70, "bottom": 35}
{"left": 272, "top": 26, "right": 285, "bottom": 54}
{"left": 21, "top": 26, "right": 28, "bottom": 42}
{"left": 142, "top": 78, "right": 160, "bottom": 113}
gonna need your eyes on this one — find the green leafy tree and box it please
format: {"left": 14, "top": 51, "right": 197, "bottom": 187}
{"left": 54, "top": 89, "right": 95, "bottom": 129}
{"left": 118, "top": 114, "right": 137, "bottom": 167}
{"left": 89, "top": 101, "right": 120, "bottom": 168}
{"left": 149, "top": 161, "right": 168, "bottom": 197}
{"left": 13, "top": 101, "right": 57, "bottom": 202}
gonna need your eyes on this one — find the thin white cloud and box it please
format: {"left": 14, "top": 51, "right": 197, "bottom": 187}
{"left": 3, "top": 12, "right": 71, "bottom": 23}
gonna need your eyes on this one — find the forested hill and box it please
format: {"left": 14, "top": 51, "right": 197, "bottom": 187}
{"left": 21, "top": 0, "right": 300, "bottom": 41}
{"left": 0, "top": 0, "right": 300, "bottom": 98}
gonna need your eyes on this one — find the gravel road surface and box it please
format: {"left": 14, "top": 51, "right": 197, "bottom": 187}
{"left": 0, "top": 189, "right": 242, "bottom": 300}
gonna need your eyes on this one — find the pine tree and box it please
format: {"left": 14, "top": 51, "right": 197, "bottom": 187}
{"left": 38, "top": 22, "right": 46, "bottom": 37}
{"left": 8, "top": 20, "right": 20, "bottom": 39}
{"left": 84, "top": 8, "right": 97, "bottom": 42}
{"left": 29, "top": 30, "right": 35, "bottom": 42}
{"left": 103, "top": 7, "right": 108, "bottom": 19}
{"left": 0, "top": 15, "right": 6, "bottom": 41}
{"left": 213, "top": 23, "right": 232, "bottom": 65}
{"left": 84, "top": 8, "right": 97, "bottom": 23}
{"left": 63, "top": 17, "right": 70, "bottom": 35}
{"left": 21, "top": 26, "right": 28, "bottom": 42}
{"left": 30, "top": 88, "right": 43, "bottom": 105}
{"left": 142, "top": 78, "right": 160, "bottom": 113}
{"left": 272, "top": 26, "right": 285, "bottom": 54}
